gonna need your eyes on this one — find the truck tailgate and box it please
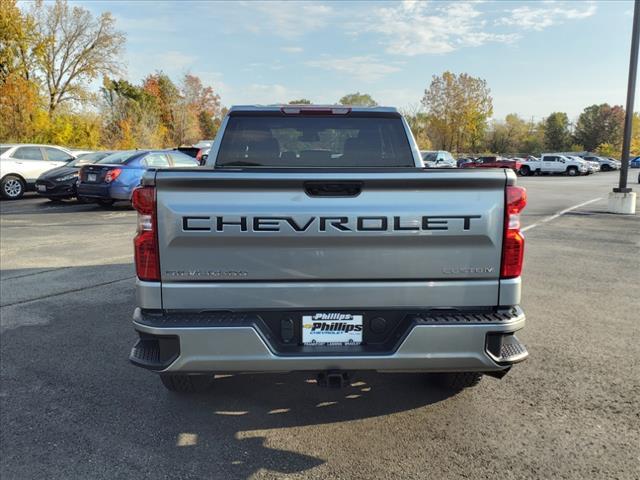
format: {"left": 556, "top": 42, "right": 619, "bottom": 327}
{"left": 153, "top": 170, "right": 507, "bottom": 308}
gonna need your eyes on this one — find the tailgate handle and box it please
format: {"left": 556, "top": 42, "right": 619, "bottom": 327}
{"left": 304, "top": 181, "right": 362, "bottom": 197}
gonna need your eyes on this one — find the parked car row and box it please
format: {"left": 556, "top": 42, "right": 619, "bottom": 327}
{"left": 0, "top": 143, "right": 200, "bottom": 202}
{"left": 2, "top": 143, "right": 637, "bottom": 201}
{"left": 419, "top": 149, "right": 627, "bottom": 178}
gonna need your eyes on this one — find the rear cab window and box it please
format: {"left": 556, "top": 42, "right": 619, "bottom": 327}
{"left": 215, "top": 111, "right": 415, "bottom": 168}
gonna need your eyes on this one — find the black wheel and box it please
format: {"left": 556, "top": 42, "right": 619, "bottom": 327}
{"left": 98, "top": 199, "right": 114, "bottom": 207}
{"left": 519, "top": 166, "right": 531, "bottom": 176}
{"left": 566, "top": 166, "right": 578, "bottom": 176}
{"left": 1, "top": 175, "right": 25, "bottom": 200}
{"left": 431, "top": 372, "right": 483, "bottom": 390}
{"left": 160, "top": 374, "right": 213, "bottom": 393}
{"left": 601, "top": 164, "right": 611, "bottom": 172}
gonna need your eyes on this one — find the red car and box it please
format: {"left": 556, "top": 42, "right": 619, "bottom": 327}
{"left": 461, "top": 156, "right": 522, "bottom": 172}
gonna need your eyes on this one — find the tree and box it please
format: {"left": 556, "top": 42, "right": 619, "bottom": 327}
{"left": 0, "top": 72, "right": 42, "bottom": 141}
{"left": 182, "top": 74, "right": 222, "bottom": 140}
{"left": 0, "top": 0, "right": 43, "bottom": 83}
{"left": 29, "top": 0, "right": 125, "bottom": 114}
{"left": 421, "top": 71, "right": 492, "bottom": 153}
{"left": 100, "top": 77, "right": 164, "bottom": 149}
{"left": 288, "top": 99, "right": 312, "bottom": 104}
{"left": 544, "top": 112, "right": 571, "bottom": 151}
{"left": 339, "top": 92, "right": 377, "bottom": 106}
{"left": 573, "top": 104, "right": 625, "bottom": 152}
{"left": 486, "top": 113, "right": 529, "bottom": 154}
{"left": 401, "top": 105, "right": 431, "bottom": 150}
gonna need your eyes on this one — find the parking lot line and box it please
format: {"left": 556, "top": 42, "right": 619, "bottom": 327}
{"left": 522, "top": 197, "right": 603, "bottom": 232}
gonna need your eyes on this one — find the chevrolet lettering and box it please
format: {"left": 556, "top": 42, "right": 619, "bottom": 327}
{"left": 182, "top": 215, "right": 482, "bottom": 233}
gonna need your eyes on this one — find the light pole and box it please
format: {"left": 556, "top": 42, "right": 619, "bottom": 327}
{"left": 610, "top": 0, "right": 639, "bottom": 213}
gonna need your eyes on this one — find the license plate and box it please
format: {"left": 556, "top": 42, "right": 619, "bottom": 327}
{"left": 36, "top": 184, "right": 46, "bottom": 192}
{"left": 302, "top": 313, "right": 363, "bottom": 346}
{"left": 87, "top": 173, "right": 97, "bottom": 182}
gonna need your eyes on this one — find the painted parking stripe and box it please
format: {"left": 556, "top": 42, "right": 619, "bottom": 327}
{"left": 522, "top": 197, "right": 603, "bottom": 232}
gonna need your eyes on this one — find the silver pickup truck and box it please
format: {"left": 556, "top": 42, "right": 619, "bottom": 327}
{"left": 129, "top": 105, "right": 528, "bottom": 393}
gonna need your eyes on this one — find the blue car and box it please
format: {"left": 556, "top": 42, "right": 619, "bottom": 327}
{"left": 77, "top": 150, "right": 199, "bottom": 206}
{"left": 629, "top": 156, "right": 640, "bottom": 168}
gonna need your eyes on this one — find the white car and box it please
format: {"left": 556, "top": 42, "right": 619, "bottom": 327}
{"left": 0, "top": 144, "right": 76, "bottom": 199}
{"left": 568, "top": 155, "right": 599, "bottom": 174}
{"left": 519, "top": 154, "right": 588, "bottom": 176}
{"left": 420, "top": 150, "right": 457, "bottom": 168}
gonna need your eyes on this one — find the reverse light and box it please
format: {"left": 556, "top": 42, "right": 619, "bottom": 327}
{"left": 501, "top": 185, "right": 527, "bottom": 279}
{"left": 131, "top": 186, "right": 159, "bottom": 281}
{"left": 104, "top": 168, "right": 122, "bottom": 183}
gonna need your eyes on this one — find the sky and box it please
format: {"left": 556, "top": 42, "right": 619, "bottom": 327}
{"left": 74, "top": 0, "right": 636, "bottom": 121}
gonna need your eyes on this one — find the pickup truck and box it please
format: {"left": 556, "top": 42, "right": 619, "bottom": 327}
{"left": 129, "top": 105, "right": 529, "bottom": 393}
{"left": 519, "top": 154, "right": 588, "bottom": 176}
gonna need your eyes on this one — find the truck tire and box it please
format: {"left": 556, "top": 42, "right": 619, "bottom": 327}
{"left": 1, "top": 175, "right": 26, "bottom": 200}
{"left": 566, "top": 166, "right": 578, "bottom": 176}
{"left": 432, "top": 372, "right": 483, "bottom": 390}
{"left": 160, "top": 374, "right": 213, "bottom": 393}
{"left": 519, "top": 165, "right": 531, "bottom": 176}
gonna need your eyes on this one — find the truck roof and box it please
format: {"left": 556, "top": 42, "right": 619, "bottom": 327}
{"left": 228, "top": 105, "right": 399, "bottom": 114}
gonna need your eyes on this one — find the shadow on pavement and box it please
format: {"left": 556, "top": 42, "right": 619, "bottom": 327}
{"left": 0, "top": 263, "right": 459, "bottom": 479}
{"left": 151, "top": 372, "right": 456, "bottom": 478}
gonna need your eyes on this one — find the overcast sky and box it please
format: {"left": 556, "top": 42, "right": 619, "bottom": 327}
{"left": 76, "top": 0, "right": 636, "bottom": 120}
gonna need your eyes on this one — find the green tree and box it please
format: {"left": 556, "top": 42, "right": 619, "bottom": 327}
{"left": 339, "top": 92, "right": 377, "bottom": 106}
{"left": 421, "top": 71, "right": 493, "bottom": 153}
{"left": 100, "top": 77, "right": 163, "bottom": 148}
{"left": 486, "top": 113, "right": 529, "bottom": 154}
{"left": 573, "top": 104, "right": 625, "bottom": 152}
{"left": 544, "top": 112, "right": 571, "bottom": 151}
{"left": 288, "top": 98, "right": 312, "bottom": 104}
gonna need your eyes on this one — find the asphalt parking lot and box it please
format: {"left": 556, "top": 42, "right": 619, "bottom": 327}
{"left": 1, "top": 171, "right": 638, "bottom": 479}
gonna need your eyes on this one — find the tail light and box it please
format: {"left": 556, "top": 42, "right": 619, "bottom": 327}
{"left": 131, "top": 186, "right": 159, "bottom": 281}
{"left": 501, "top": 186, "right": 527, "bottom": 279}
{"left": 105, "top": 168, "right": 122, "bottom": 183}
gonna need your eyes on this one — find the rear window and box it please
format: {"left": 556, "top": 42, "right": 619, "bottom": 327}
{"left": 422, "top": 152, "right": 437, "bottom": 162}
{"left": 97, "top": 151, "right": 139, "bottom": 165}
{"left": 216, "top": 114, "right": 414, "bottom": 168}
{"left": 0, "top": 147, "right": 11, "bottom": 155}
{"left": 169, "top": 151, "right": 199, "bottom": 166}
{"left": 69, "top": 151, "right": 112, "bottom": 166}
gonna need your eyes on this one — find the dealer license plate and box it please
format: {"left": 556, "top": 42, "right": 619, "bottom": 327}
{"left": 302, "top": 313, "right": 363, "bottom": 346}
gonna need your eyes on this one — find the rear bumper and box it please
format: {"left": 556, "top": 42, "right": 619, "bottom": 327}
{"left": 130, "top": 306, "right": 527, "bottom": 374}
{"left": 35, "top": 180, "right": 76, "bottom": 198}
{"left": 77, "top": 183, "right": 131, "bottom": 200}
